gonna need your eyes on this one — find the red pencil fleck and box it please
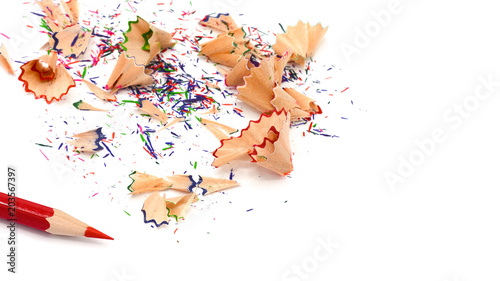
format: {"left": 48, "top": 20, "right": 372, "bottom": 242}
{"left": 143, "top": 146, "right": 155, "bottom": 158}
{"left": 174, "top": 228, "right": 178, "bottom": 234}
{"left": 341, "top": 87, "right": 349, "bottom": 93}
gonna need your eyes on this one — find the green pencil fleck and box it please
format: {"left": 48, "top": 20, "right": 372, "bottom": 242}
{"left": 278, "top": 23, "right": 286, "bottom": 33}
{"left": 73, "top": 100, "right": 84, "bottom": 109}
{"left": 35, "top": 143, "right": 52, "bottom": 148}
{"left": 82, "top": 66, "right": 87, "bottom": 78}
{"left": 122, "top": 100, "right": 140, "bottom": 104}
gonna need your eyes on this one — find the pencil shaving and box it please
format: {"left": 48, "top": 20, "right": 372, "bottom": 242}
{"left": 73, "top": 100, "right": 107, "bottom": 111}
{"left": 38, "top": 0, "right": 74, "bottom": 31}
{"left": 225, "top": 55, "right": 252, "bottom": 86}
{"left": 250, "top": 111, "right": 292, "bottom": 175}
{"left": 127, "top": 171, "right": 172, "bottom": 195}
{"left": 156, "top": 117, "right": 185, "bottom": 133}
{"left": 165, "top": 193, "right": 198, "bottom": 222}
{"left": 197, "top": 105, "right": 219, "bottom": 115}
{"left": 212, "top": 109, "right": 293, "bottom": 175}
{"left": 273, "top": 21, "right": 328, "bottom": 66}
{"left": 49, "top": 24, "right": 91, "bottom": 58}
{"left": 142, "top": 192, "right": 169, "bottom": 227}
{"left": 138, "top": 99, "right": 169, "bottom": 123}
{"left": 271, "top": 87, "right": 321, "bottom": 121}
{"left": 237, "top": 54, "right": 320, "bottom": 120}
{"left": 199, "top": 13, "right": 238, "bottom": 32}
{"left": 68, "top": 127, "right": 106, "bottom": 152}
{"left": 237, "top": 58, "right": 276, "bottom": 113}
{"left": 61, "top": 0, "right": 79, "bottom": 23}
{"left": 0, "top": 44, "right": 15, "bottom": 75}
{"left": 18, "top": 51, "right": 75, "bottom": 104}
{"left": 122, "top": 16, "right": 175, "bottom": 66}
{"left": 38, "top": 0, "right": 88, "bottom": 58}
{"left": 105, "top": 52, "right": 154, "bottom": 93}
{"left": 198, "top": 117, "right": 238, "bottom": 141}
{"left": 82, "top": 79, "right": 117, "bottom": 102}
{"left": 169, "top": 175, "right": 238, "bottom": 195}
{"left": 205, "top": 81, "right": 220, "bottom": 90}
{"left": 273, "top": 50, "right": 293, "bottom": 85}
{"left": 128, "top": 171, "right": 238, "bottom": 196}
{"left": 200, "top": 27, "right": 255, "bottom": 68}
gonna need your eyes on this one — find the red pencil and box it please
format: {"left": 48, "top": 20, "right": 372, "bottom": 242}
{"left": 0, "top": 192, "right": 113, "bottom": 240}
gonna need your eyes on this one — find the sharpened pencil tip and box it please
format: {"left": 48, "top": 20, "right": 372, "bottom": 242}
{"left": 85, "top": 226, "right": 114, "bottom": 240}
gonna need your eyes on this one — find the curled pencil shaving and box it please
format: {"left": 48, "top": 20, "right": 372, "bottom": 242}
{"left": 237, "top": 58, "right": 276, "bottom": 113}
{"left": 215, "top": 64, "right": 230, "bottom": 77}
{"left": 212, "top": 109, "right": 293, "bottom": 176}
{"left": 105, "top": 52, "right": 154, "bottom": 93}
{"left": 0, "top": 44, "right": 15, "bottom": 75}
{"left": 38, "top": 0, "right": 76, "bottom": 31}
{"left": 197, "top": 105, "right": 220, "bottom": 115}
{"left": 61, "top": 0, "right": 79, "bottom": 23}
{"left": 224, "top": 55, "right": 252, "bottom": 86}
{"left": 198, "top": 117, "right": 238, "bottom": 141}
{"left": 273, "top": 50, "right": 293, "bottom": 85}
{"left": 49, "top": 24, "right": 92, "bottom": 58}
{"left": 237, "top": 54, "right": 320, "bottom": 120}
{"left": 73, "top": 100, "right": 106, "bottom": 111}
{"left": 81, "top": 79, "right": 116, "bottom": 102}
{"left": 156, "top": 117, "right": 185, "bottom": 133}
{"left": 167, "top": 175, "right": 238, "bottom": 195}
{"left": 142, "top": 192, "right": 169, "bottom": 227}
{"left": 199, "top": 27, "right": 261, "bottom": 68}
{"left": 199, "top": 13, "right": 238, "bottom": 32}
{"left": 273, "top": 21, "right": 328, "bottom": 66}
{"left": 38, "top": 0, "right": 88, "bottom": 58}
{"left": 67, "top": 127, "right": 106, "bottom": 152}
{"left": 165, "top": 192, "right": 199, "bottom": 222}
{"left": 142, "top": 191, "right": 198, "bottom": 226}
{"left": 141, "top": 191, "right": 199, "bottom": 226}
{"left": 122, "top": 16, "right": 175, "bottom": 66}
{"left": 205, "top": 81, "right": 221, "bottom": 91}
{"left": 250, "top": 112, "right": 292, "bottom": 175}
{"left": 224, "top": 49, "right": 289, "bottom": 88}
{"left": 128, "top": 171, "right": 238, "bottom": 195}
{"left": 138, "top": 99, "right": 169, "bottom": 123}
{"left": 128, "top": 171, "right": 171, "bottom": 195}
{"left": 271, "top": 87, "right": 322, "bottom": 121}
{"left": 18, "top": 50, "right": 75, "bottom": 104}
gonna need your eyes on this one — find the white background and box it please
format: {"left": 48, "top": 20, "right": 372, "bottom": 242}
{"left": 1, "top": 0, "right": 500, "bottom": 280}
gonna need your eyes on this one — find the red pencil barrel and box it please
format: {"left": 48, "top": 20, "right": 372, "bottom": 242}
{"left": 0, "top": 192, "right": 53, "bottom": 231}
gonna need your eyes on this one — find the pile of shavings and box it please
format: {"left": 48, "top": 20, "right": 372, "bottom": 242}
{"left": 1, "top": 0, "right": 354, "bottom": 229}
